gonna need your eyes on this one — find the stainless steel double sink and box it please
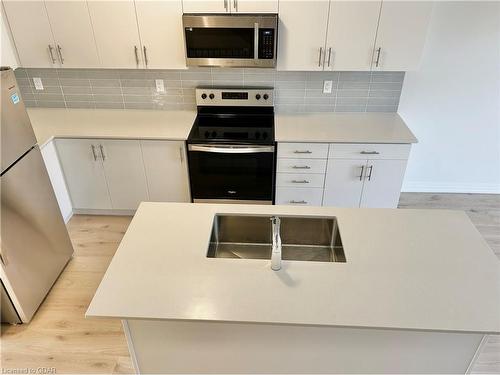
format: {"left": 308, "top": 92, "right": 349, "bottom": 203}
{"left": 207, "top": 215, "right": 346, "bottom": 263}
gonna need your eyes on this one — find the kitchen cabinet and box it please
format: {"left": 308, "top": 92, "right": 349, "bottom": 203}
{"left": 87, "top": 0, "right": 143, "bottom": 68}
{"left": 56, "top": 139, "right": 112, "bottom": 210}
{"left": 277, "top": 0, "right": 331, "bottom": 71}
{"left": 140, "top": 140, "right": 190, "bottom": 203}
{"left": 99, "top": 140, "right": 149, "bottom": 210}
{"left": 372, "top": 1, "right": 433, "bottom": 71}
{"left": 135, "top": 0, "right": 185, "bottom": 69}
{"left": 3, "top": 0, "right": 98, "bottom": 68}
{"left": 182, "top": 0, "right": 277, "bottom": 13}
{"left": 325, "top": 1, "right": 381, "bottom": 71}
{"left": 322, "top": 159, "right": 366, "bottom": 207}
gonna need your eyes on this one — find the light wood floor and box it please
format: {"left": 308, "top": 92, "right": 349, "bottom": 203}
{"left": 1, "top": 193, "right": 499, "bottom": 374}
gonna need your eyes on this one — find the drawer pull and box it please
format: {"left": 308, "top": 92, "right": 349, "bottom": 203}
{"left": 290, "top": 200, "right": 307, "bottom": 204}
{"left": 292, "top": 165, "right": 311, "bottom": 169}
{"left": 360, "top": 151, "right": 380, "bottom": 155}
{"left": 294, "top": 150, "right": 312, "bottom": 154}
{"left": 291, "top": 180, "right": 309, "bottom": 184}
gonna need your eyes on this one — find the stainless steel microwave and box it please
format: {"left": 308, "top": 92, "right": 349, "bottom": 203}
{"left": 182, "top": 14, "right": 278, "bottom": 68}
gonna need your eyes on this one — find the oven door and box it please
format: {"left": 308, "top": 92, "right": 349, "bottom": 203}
{"left": 183, "top": 14, "right": 277, "bottom": 68}
{"left": 188, "top": 144, "right": 275, "bottom": 203}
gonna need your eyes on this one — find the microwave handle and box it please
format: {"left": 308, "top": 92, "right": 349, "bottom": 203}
{"left": 254, "top": 22, "right": 259, "bottom": 60}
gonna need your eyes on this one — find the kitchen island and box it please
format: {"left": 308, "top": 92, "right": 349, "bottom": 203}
{"left": 87, "top": 202, "right": 500, "bottom": 373}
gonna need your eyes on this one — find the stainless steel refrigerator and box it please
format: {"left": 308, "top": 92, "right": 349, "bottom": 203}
{"left": 0, "top": 67, "right": 73, "bottom": 323}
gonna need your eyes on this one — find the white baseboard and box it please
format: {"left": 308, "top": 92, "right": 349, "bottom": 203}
{"left": 63, "top": 210, "right": 73, "bottom": 224}
{"left": 402, "top": 181, "right": 500, "bottom": 194}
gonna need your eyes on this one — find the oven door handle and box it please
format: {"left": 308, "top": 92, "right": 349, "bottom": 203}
{"left": 188, "top": 144, "right": 275, "bottom": 153}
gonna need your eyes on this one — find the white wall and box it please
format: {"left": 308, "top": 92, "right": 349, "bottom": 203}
{"left": 1, "top": 2, "right": 19, "bottom": 68}
{"left": 399, "top": 2, "right": 500, "bottom": 193}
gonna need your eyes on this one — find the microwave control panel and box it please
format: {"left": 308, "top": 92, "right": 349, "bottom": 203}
{"left": 258, "top": 29, "right": 275, "bottom": 59}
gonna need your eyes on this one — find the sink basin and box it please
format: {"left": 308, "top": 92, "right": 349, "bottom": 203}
{"left": 207, "top": 215, "right": 346, "bottom": 263}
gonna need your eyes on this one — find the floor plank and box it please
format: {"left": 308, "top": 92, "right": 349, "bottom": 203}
{"left": 1, "top": 195, "right": 498, "bottom": 373}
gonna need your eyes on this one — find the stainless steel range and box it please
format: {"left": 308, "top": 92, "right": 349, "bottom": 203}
{"left": 187, "top": 88, "right": 275, "bottom": 204}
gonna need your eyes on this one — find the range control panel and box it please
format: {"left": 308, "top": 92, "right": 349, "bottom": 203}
{"left": 196, "top": 88, "right": 274, "bottom": 107}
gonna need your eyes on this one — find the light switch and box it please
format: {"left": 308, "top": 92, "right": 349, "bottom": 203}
{"left": 323, "top": 80, "right": 333, "bottom": 94}
{"left": 155, "top": 79, "right": 165, "bottom": 93}
{"left": 33, "top": 77, "right": 44, "bottom": 90}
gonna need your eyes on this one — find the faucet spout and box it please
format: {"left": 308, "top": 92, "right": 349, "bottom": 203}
{"left": 271, "top": 216, "right": 282, "bottom": 271}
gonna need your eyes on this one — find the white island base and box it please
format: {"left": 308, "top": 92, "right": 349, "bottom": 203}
{"left": 122, "top": 319, "right": 484, "bottom": 374}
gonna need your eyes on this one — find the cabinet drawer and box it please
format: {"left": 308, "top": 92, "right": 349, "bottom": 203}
{"left": 276, "top": 173, "right": 325, "bottom": 188}
{"left": 329, "top": 143, "right": 411, "bottom": 160}
{"left": 277, "top": 158, "right": 327, "bottom": 174}
{"left": 278, "top": 143, "right": 329, "bottom": 159}
{"left": 275, "top": 187, "right": 323, "bottom": 206}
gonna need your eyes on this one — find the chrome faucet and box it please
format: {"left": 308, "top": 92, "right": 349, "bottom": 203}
{"left": 271, "top": 216, "right": 282, "bottom": 271}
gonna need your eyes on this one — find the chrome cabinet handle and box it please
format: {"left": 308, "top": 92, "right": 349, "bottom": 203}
{"left": 318, "top": 47, "right": 323, "bottom": 67}
{"left": 366, "top": 165, "right": 374, "bottom": 181}
{"left": 233, "top": 0, "right": 237, "bottom": 11}
{"left": 143, "top": 46, "right": 148, "bottom": 68}
{"left": 291, "top": 180, "right": 309, "bottom": 184}
{"left": 56, "top": 44, "right": 64, "bottom": 64}
{"left": 223, "top": 0, "right": 228, "bottom": 11}
{"left": 358, "top": 165, "right": 365, "bottom": 181}
{"left": 91, "top": 145, "right": 98, "bottom": 161}
{"left": 99, "top": 144, "right": 106, "bottom": 161}
{"left": 327, "top": 47, "right": 332, "bottom": 67}
{"left": 48, "top": 45, "right": 56, "bottom": 64}
{"left": 375, "top": 47, "right": 382, "bottom": 67}
{"left": 179, "top": 147, "right": 184, "bottom": 163}
{"left": 360, "top": 151, "right": 380, "bottom": 155}
{"left": 292, "top": 165, "right": 311, "bottom": 169}
{"left": 293, "top": 150, "right": 312, "bottom": 154}
{"left": 134, "top": 46, "right": 139, "bottom": 66}
{"left": 290, "top": 200, "right": 307, "bottom": 204}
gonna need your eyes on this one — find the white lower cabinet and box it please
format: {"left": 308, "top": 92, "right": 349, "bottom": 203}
{"left": 140, "top": 140, "right": 190, "bottom": 202}
{"left": 56, "top": 138, "right": 112, "bottom": 210}
{"left": 56, "top": 138, "right": 190, "bottom": 212}
{"left": 276, "top": 142, "right": 410, "bottom": 208}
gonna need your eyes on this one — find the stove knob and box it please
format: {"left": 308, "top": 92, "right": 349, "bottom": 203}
{"left": 255, "top": 94, "right": 261, "bottom": 100}
{"left": 209, "top": 93, "right": 215, "bottom": 100}
{"left": 255, "top": 132, "right": 261, "bottom": 139}
{"left": 263, "top": 94, "right": 269, "bottom": 100}
{"left": 201, "top": 93, "right": 207, "bottom": 99}
{"left": 262, "top": 132, "right": 268, "bottom": 139}
{"left": 211, "top": 131, "right": 217, "bottom": 137}
{"left": 204, "top": 131, "right": 210, "bottom": 138}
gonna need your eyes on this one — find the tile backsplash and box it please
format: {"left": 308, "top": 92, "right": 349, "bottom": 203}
{"left": 15, "top": 68, "right": 404, "bottom": 113}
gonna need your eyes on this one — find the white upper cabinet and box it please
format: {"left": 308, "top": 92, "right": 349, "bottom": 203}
{"left": 277, "top": 0, "right": 330, "bottom": 71}
{"left": 182, "top": 0, "right": 229, "bottom": 13}
{"left": 43, "top": 1, "right": 100, "bottom": 68}
{"left": 135, "top": 0, "right": 185, "bottom": 69}
{"left": 87, "top": 0, "right": 143, "bottom": 68}
{"left": 325, "top": 1, "right": 381, "bottom": 71}
{"left": 3, "top": 1, "right": 56, "bottom": 68}
{"left": 373, "top": 1, "right": 433, "bottom": 71}
{"left": 231, "top": 0, "right": 278, "bottom": 13}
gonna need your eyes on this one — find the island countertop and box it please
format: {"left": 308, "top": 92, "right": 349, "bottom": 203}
{"left": 27, "top": 109, "right": 417, "bottom": 147}
{"left": 86, "top": 202, "right": 500, "bottom": 334}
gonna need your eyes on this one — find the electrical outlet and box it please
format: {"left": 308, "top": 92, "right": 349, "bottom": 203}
{"left": 33, "top": 77, "right": 44, "bottom": 90}
{"left": 155, "top": 79, "right": 165, "bottom": 93}
{"left": 323, "top": 80, "right": 333, "bottom": 94}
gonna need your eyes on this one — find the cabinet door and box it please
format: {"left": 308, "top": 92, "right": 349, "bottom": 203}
{"left": 323, "top": 159, "right": 366, "bottom": 207}
{"left": 99, "top": 140, "right": 149, "bottom": 210}
{"left": 231, "top": 0, "right": 278, "bottom": 13}
{"left": 135, "top": 0, "right": 185, "bottom": 69}
{"left": 360, "top": 159, "right": 407, "bottom": 208}
{"left": 373, "top": 1, "right": 433, "bottom": 71}
{"left": 44, "top": 1, "right": 100, "bottom": 68}
{"left": 140, "top": 140, "right": 190, "bottom": 202}
{"left": 325, "top": 1, "right": 381, "bottom": 71}
{"left": 3, "top": 1, "right": 56, "bottom": 67}
{"left": 56, "top": 139, "right": 111, "bottom": 210}
{"left": 277, "top": 0, "right": 330, "bottom": 71}
{"left": 182, "top": 0, "right": 229, "bottom": 13}
{"left": 87, "top": 0, "right": 143, "bottom": 68}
